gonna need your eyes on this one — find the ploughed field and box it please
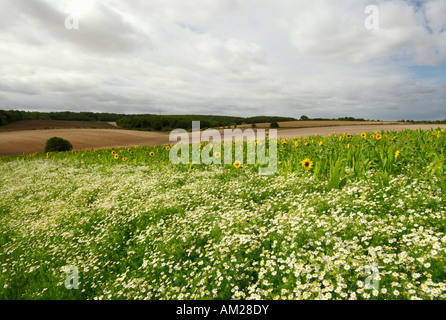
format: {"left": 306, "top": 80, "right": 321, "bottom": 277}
{"left": 0, "top": 127, "right": 445, "bottom": 300}
{"left": 0, "top": 120, "right": 117, "bottom": 131}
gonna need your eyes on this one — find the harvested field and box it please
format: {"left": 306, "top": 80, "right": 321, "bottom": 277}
{"left": 1, "top": 123, "right": 445, "bottom": 157}
{"left": 0, "top": 120, "right": 117, "bottom": 132}
{"left": 0, "top": 128, "right": 170, "bottom": 157}
{"left": 190, "top": 123, "right": 446, "bottom": 143}
{"left": 237, "top": 120, "right": 401, "bottom": 129}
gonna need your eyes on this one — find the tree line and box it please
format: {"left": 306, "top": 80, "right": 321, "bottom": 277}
{"left": 0, "top": 110, "right": 124, "bottom": 127}
{"left": 2, "top": 109, "right": 443, "bottom": 130}
{"left": 0, "top": 109, "right": 297, "bottom": 131}
{"left": 116, "top": 115, "right": 297, "bottom": 131}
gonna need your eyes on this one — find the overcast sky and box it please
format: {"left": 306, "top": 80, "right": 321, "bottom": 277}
{"left": 0, "top": 0, "right": 445, "bottom": 120}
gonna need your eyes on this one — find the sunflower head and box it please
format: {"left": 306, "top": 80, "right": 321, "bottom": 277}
{"left": 114, "top": 154, "right": 119, "bottom": 159}
{"left": 214, "top": 152, "right": 221, "bottom": 158}
{"left": 149, "top": 152, "right": 155, "bottom": 157}
{"left": 233, "top": 160, "right": 241, "bottom": 169}
{"left": 376, "top": 134, "right": 382, "bottom": 140}
{"left": 122, "top": 157, "right": 128, "bottom": 162}
{"left": 361, "top": 132, "right": 367, "bottom": 139}
{"left": 395, "top": 150, "right": 401, "bottom": 159}
{"left": 301, "top": 158, "right": 313, "bottom": 170}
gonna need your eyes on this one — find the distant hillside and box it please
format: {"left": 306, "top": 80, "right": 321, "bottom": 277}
{"left": 116, "top": 115, "right": 298, "bottom": 131}
{"left": 2, "top": 109, "right": 443, "bottom": 131}
{"left": 0, "top": 120, "right": 117, "bottom": 132}
{"left": 0, "top": 110, "right": 124, "bottom": 127}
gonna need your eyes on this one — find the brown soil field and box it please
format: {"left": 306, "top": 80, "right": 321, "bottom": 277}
{"left": 0, "top": 120, "right": 117, "bottom": 132}
{"left": 0, "top": 128, "right": 171, "bottom": 157}
{"left": 1, "top": 123, "right": 445, "bottom": 157}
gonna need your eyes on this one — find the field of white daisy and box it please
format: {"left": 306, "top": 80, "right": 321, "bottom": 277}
{"left": 0, "top": 128, "right": 445, "bottom": 300}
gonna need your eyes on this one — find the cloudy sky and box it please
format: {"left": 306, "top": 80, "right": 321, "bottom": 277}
{"left": 0, "top": 0, "right": 445, "bottom": 120}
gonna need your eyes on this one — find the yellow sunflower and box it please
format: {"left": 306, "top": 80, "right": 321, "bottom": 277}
{"left": 233, "top": 160, "right": 241, "bottom": 169}
{"left": 376, "top": 134, "right": 382, "bottom": 140}
{"left": 395, "top": 150, "right": 401, "bottom": 159}
{"left": 361, "top": 132, "right": 367, "bottom": 139}
{"left": 214, "top": 152, "right": 221, "bottom": 158}
{"left": 301, "top": 158, "right": 313, "bottom": 170}
{"left": 114, "top": 154, "right": 119, "bottom": 159}
{"left": 149, "top": 152, "right": 155, "bottom": 157}
{"left": 122, "top": 157, "right": 128, "bottom": 162}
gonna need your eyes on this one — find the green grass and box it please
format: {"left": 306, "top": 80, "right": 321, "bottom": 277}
{"left": 0, "top": 128, "right": 445, "bottom": 300}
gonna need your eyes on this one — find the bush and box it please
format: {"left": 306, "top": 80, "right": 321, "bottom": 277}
{"left": 44, "top": 137, "right": 73, "bottom": 153}
{"left": 270, "top": 121, "right": 279, "bottom": 128}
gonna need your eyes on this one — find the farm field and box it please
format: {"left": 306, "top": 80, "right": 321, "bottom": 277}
{"left": 0, "top": 127, "right": 445, "bottom": 300}
{"left": 237, "top": 120, "right": 400, "bottom": 129}
{"left": 0, "top": 120, "right": 117, "bottom": 132}
{"left": 0, "top": 128, "right": 170, "bottom": 157}
{"left": 1, "top": 123, "right": 444, "bottom": 157}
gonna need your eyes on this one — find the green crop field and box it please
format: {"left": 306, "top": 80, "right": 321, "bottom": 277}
{"left": 0, "top": 128, "right": 445, "bottom": 300}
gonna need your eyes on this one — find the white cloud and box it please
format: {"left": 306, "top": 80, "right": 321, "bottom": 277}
{"left": 0, "top": 0, "right": 444, "bottom": 120}
{"left": 276, "top": 0, "right": 446, "bottom": 66}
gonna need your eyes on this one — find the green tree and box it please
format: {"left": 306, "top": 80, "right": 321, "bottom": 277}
{"left": 44, "top": 137, "right": 73, "bottom": 153}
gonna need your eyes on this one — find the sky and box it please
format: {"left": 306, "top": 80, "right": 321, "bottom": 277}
{"left": 0, "top": 0, "right": 445, "bottom": 121}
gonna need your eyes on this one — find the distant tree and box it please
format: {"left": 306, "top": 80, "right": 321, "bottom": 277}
{"left": 251, "top": 123, "right": 257, "bottom": 128}
{"left": 44, "top": 137, "right": 73, "bottom": 153}
{"left": 270, "top": 121, "right": 279, "bottom": 128}
{"left": 300, "top": 115, "right": 309, "bottom": 121}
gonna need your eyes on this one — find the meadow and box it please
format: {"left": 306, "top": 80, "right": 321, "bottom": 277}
{"left": 0, "top": 128, "right": 445, "bottom": 300}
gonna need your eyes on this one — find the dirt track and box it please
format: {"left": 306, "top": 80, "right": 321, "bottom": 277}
{"left": 0, "top": 124, "right": 445, "bottom": 157}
